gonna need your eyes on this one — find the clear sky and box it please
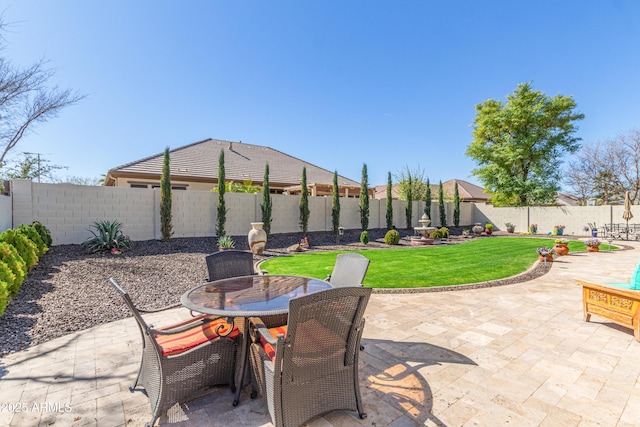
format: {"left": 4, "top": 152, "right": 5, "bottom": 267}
{"left": 2, "top": 1, "right": 639, "bottom": 188}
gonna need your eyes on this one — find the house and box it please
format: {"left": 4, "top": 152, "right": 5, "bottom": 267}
{"left": 373, "top": 179, "right": 490, "bottom": 203}
{"left": 105, "top": 138, "right": 368, "bottom": 197}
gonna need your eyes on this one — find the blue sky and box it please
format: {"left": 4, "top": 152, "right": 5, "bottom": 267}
{"left": 2, "top": 1, "right": 639, "bottom": 188}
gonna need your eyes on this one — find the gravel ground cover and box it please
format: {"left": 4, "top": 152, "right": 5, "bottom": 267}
{"left": 0, "top": 228, "right": 549, "bottom": 355}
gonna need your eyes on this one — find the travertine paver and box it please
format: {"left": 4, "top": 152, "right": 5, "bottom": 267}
{"left": 1, "top": 242, "right": 640, "bottom": 426}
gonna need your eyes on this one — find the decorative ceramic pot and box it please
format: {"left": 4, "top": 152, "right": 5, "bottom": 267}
{"left": 587, "top": 245, "right": 600, "bottom": 252}
{"left": 554, "top": 244, "right": 569, "bottom": 256}
{"left": 485, "top": 228, "right": 493, "bottom": 236}
{"left": 556, "top": 228, "right": 564, "bottom": 236}
{"left": 248, "top": 222, "right": 267, "bottom": 255}
{"left": 538, "top": 254, "right": 554, "bottom": 262}
{"left": 472, "top": 223, "right": 483, "bottom": 236}
{"left": 506, "top": 227, "right": 515, "bottom": 233}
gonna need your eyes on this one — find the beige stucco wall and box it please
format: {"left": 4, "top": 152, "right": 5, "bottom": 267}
{"left": 0, "top": 194, "right": 11, "bottom": 232}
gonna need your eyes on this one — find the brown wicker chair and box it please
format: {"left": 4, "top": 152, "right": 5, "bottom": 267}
{"left": 325, "top": 253, "right": 370, "bottom": 287}
{"left": 249, "top": 286, "right": 372, "bottom": 427}
{"left": 109, "top": 278, "right": 240, "bottom": 427}
{"left": 205, "top": 250, "right": 263, "bottom": 282}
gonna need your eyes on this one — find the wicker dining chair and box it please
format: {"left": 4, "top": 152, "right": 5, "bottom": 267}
{"left": 249, "top": 286, "right": 372, "bottom": 427}
{"left": 205, "top": 250, "right": 264, "bottom": 282}
{"left": 109, "top": 278, "right": 240, "bottom": 427}
{"left": 325, "top": 253, "right": 370, "bottom": 287}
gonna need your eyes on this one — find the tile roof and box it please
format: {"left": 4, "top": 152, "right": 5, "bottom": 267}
{"left": 108, "top": 138, "right": 360, "bottom": 187}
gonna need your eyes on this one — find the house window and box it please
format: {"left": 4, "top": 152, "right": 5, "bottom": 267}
{"left": 130, "top": 183, "right": 148, "bottom": 189}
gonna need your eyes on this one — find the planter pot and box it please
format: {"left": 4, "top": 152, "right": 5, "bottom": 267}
{"left": 248, "top": 222, "right": 267, "bottom": 255}
{"left": 554, "top": 243, "right": 569, "bottom": 256}
{"left": 472, "top": 223, "right": 483, "bottom": 236}
{"left": 507, "top": 227, "right": 515, "bottom": 233}
{"left": 538, "top": 254, "right": 554, "bottom": 262}
{"left": 556, "top": 228, "right": 564, "bottom": 236}
{"left": 485, "top": 229, "right": 493, "bottom": 236}
{"left": 587, "top": 245, "right": 600, "bottom": 252}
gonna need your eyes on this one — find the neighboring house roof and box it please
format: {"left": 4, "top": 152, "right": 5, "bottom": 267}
{"left": 373, "top": 179, "right": 490, "bottom": 202}
{"left": 105, "top": 138, "right": 361, "bottom": 191}
{"left": 556, "top": 193, "right": 581, "bottom": 206}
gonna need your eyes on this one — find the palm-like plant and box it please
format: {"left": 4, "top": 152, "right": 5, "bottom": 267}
{"left": 83, "top": 220, "right": 132, "bottom": 253}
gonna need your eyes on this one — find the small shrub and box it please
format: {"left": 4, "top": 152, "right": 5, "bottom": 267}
{"left": 384, "top": 229, "right": 400, "bottom": 245}
{"left": 32, "top": 221, "right": 53, "bottom": 248}
{"left": 217, "top": 235, "right": 235, "bottom": 249}
{"left": 18, "top": 224, "right": 47, "bottom": 257}
{"left": 0, "top": 242, "right": 26, "bottom": 289}
{"left": 83, "top": 220, "right": 133, "bottom": 253}
{"left": 0, "top": 277, "right": 8, "bottom": 316}
{"left": 360, "top": 231, "right": 369, "bottom": 245}
{"left": 430, "top": 227, "right": 450, "bottom": 239}
{"left": 0, "top": 229, "right": 38, "bottom": 270}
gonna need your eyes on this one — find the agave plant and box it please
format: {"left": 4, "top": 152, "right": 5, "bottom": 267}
{"left": 217, "top": 235, "right": 235, "bottom": 250}
{"left": 83, "top": 220, "right": 132, "bottom": 253}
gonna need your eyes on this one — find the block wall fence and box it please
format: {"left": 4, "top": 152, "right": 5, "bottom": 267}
{"left": 1, "top": 179, "right": 633, "bottom": 245}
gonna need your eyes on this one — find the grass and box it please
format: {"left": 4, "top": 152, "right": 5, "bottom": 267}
{"left": 261, "top": 238, "right": 610, "bottom": 288}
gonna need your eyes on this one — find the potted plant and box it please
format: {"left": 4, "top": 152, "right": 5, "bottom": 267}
{"left": 485, "top": 223, "right": 494, "bottom": 236}
{"left": 462, "top": 229, "right": 470, "bottom": 238}
{"left": 536, "top": 246, "right": 555, "bottom": 262}
{"left": 217, "top": 235, "right": 235, "bottom": 251}
{"left": 505, "top": 222, "right": 515, "bottom": 233}
{"left": 472, "top": 223, "right": 483, "bottom": 236}
{"left": 554, "top": 224, "right": 566, "bottom": 236}
{"left": 529, "top": 224, "right": 538, "bottom": 234}
{"left": 554, "top": 238, "right": 570, "bottom": 256}
{"left": 585, "top": 238, "right": 601, "bottom": 252}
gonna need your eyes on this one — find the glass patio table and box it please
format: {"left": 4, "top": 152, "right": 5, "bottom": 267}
{"left": 181, "top": 275, "right": 332, "bottom": 405}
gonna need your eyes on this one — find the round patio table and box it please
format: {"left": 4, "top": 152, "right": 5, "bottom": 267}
{"left": 181, "top": 275, "right": 332, "bottom": 405}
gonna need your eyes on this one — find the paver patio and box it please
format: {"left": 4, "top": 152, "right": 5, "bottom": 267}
{"left": 1, "top": 243, "right": 640, "bottom": 426}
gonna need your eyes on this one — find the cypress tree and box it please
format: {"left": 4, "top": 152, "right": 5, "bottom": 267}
{"left": 359, "top": 163, "right": 369, "bottom": 231}
{"left": 438, "top": 180, "right": 447, "bottom": 227}
{"left": 216, "top": 150, "right": 227, "bottom": 237}
{"left": 261, "top": 163, "right": 272, "bottom": 236}
{"left": 332, "top": 171, "right": 340, "bottom": 234}
{"left": 385, "top": 172, "right": 393, "bottom": 229}
{"left": 160, "top": 147, "right": 173, "bottom": 241}
{"left": 454, "top": 182, "right": 460, "bottom": 227}
{"left": 405, "top": 171, "right": 413, "bottom": 229}
{"left": 425, "top": 178, "right": 431, "bottom": 220}
{"left": 299, "top": 167, "right": 309, "bottom": 235}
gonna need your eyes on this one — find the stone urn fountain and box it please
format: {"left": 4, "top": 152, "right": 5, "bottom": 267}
{"left": 411, "top": 214, "right": 436, "bottom": 245}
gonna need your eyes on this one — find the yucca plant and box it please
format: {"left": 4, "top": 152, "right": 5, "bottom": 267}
{"left": 83, "top": 220, "right": 132, "bottom": 254}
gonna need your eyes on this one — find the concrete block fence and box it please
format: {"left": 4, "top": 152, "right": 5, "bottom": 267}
{"left": 2, "top": 179, "right": 634, "bottom": 245}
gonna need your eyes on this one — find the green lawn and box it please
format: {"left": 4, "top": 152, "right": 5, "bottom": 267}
{"left": 261, "top": 238, "right": 607, "bottom": 288}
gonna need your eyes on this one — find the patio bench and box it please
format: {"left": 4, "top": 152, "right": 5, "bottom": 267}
{"left": 577, "top": 279, "right": 640, "bottom": 341}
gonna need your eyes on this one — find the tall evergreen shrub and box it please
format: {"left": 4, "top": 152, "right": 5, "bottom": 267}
{"left": 438, "top": 180, "right": 447, "bottom": 227}
{"left": 261, "top": 163, "right": 272, "bottom": 237}
{"left": 299, "top": 167, "right": 310, "bottom": 235}
{"left": 425, "top": 178, "right": 431, "bottom": 219}
{"left": 160, "top": 147, "right": 173, "bottom": 241}
{"left": 359, "top": 163, "right": 369, "bottom": 231}
{"left": 216, "top": 150, "right": 227, "bottom": 237}
{"left": 454, "top": 182, "right": 460, "bottom": 227}
{"left": 385, "top": 172, "right": 393, "bottom": 229}
{"left": 405, "top": 172, "right": 413, "bottom": 229}
{"left": 332, "top": 171, "right": 340, "bottom": 233}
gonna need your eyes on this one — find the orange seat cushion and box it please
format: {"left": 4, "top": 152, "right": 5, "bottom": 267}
{"left": 156, "top": 318, "right": 240, "bottom": 357}
{"left": 259, "top": 325, "right": 288, "bottom": 361}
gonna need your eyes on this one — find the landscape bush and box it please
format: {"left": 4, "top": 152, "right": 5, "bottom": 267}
{"left": 384, "top": 229, "right": 400, "bottom": 245}
{"left": 0, "top": 229, "right": 38, "bottom": 271}
{"left": 0, "top": 273, "right": 8, "bottom": 315}
{"left": 18, "top": 224, "right": 47, "bottom": 257}
{"left": 0, "top": 242, "right": 26, "bottom": 290}
{"left": 32, "top": 221, "right": 53, "bottom": 248}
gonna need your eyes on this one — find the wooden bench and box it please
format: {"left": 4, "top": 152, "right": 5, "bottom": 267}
{"left": 577, "top": 279, "right": 640, "bottom": 341}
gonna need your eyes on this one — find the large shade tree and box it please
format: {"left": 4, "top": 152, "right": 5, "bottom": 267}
{"left": 467, "top": 82, "right": 584, "bottom": 206}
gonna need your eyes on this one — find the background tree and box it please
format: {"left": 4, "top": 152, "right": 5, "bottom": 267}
{"left": 332, "top": 171, "right": 340, "bottom": 234}
{"left": 1, "top": 152, "right": 66, "bottom": 182}
{"left": 424, "top": 178, "right": 432, "bottom": 220}
{"left": 359, "top": 163, "right": 369, "bottom": 231}
{"left": 261, "top": 163, "right": 272, "bottom": 236}
{"left": 216, "top": 150, "right": 227, "bottom": 237}
{"left": 467, "top": 82, "right": 584, "bottom": 206}
{"left": 405, "top": 171, "right": 413, "bottom": 229}
{"left": 438, "top": 180, "right": 447, "bottom": 227}
{"left": 385, "top": 172, "right": 393, "bottom": 229}
{"left": 63, "top": 176, "right": 102, "bottom": 186}
{"left": 453, "top": 182, "right": 460, "bottom": 227}
{"left": 395, "top": 165, "right": 427, "bottom": 201}
{"left": 160, "top": 147, "right": 173, "bottom": 241}
{"left": 299, "top": 167, "right": 309, "bottom": 236}
{"left": 0, "top": 18, "right": 84, "bottom": 166}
